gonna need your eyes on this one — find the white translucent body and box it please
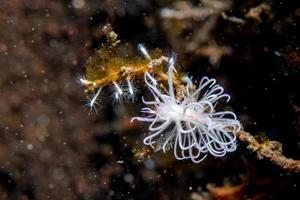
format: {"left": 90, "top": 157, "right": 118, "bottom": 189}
{"left": 132, "top": 55, "right": 241, "bottom": 163}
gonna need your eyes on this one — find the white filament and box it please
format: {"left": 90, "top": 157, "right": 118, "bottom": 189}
{"left": 113, "top": 81, "right": 123, "bottom": 95}
{"left": 138, "top": 44, "right": 152, "bottom": 61}
{"left": 84, "top": 87, "right": 102, "bottom": 115}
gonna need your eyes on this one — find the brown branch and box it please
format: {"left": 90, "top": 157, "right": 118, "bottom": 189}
{"left": 236, "top": 130, "right": 300, "bottom": 172}
{"left": 160, "top": 0, "right": 231, "bottom": 20}
{"left": 245, "top": 3, "right": 273, "bottom": 22}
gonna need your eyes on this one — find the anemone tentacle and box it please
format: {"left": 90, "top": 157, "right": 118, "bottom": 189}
{"left": 132, "top": 54, "right": 241, "bottom": 163}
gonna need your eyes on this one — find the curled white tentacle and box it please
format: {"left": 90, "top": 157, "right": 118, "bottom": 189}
{"left": 132, "top": 54, "right": 241, "bottom": 163}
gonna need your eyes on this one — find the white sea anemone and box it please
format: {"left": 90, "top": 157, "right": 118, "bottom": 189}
{"left": 132, "top": 55, "right": 241, "bottom": 163}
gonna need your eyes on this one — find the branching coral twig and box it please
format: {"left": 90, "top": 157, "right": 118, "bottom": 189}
{"left": 236, "top": 130, "right": 300, "bottom": 172}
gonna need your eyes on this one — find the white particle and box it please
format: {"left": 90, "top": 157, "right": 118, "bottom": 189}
{"left": 274, "top": 51, "right": 282, "bottom": 57}
{"left": 123, "top": 173, "right": 134, "bottom": 183}
{"left": 144, "top": 159, "right": 155, "bottom": 170}
{"left": 27, "top": 144, "right": 34, "bottom": 150}
{"left": 72, "top": 0, "right": 85, "bottom": 9}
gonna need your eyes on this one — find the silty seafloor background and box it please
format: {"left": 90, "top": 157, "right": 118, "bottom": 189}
{"left": 0, "top": 0, "right": 299, "bottom": 199}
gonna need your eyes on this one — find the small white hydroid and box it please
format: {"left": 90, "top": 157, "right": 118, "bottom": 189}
{"left": 137, "top": 43, "right": 152, "bottom": 61}
{"left": 83, "top": 87, "right": 102, "bottom": 115}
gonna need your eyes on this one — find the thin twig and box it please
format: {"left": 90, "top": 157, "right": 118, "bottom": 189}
{"left": 237, "top": 130, "right": 300, "bottom": 172}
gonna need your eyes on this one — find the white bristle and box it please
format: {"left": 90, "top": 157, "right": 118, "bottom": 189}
{"left": 138, "top": 44, "right": 151, "bottom": 60}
